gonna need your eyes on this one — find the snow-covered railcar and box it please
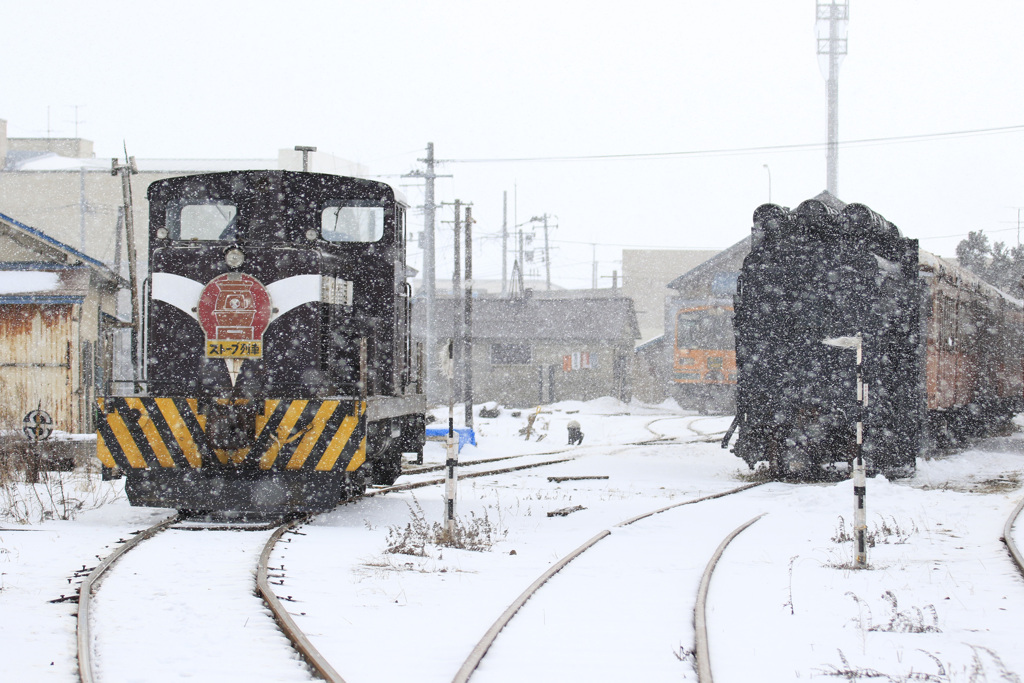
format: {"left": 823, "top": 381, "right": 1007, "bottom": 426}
{"left": 95, "top": 171, "right": 425, "bottom": 513}
{"left": 728, "top": 199, "right": 1024, "bottom": 478}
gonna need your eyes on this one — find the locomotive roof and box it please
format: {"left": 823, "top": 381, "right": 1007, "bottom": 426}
{"left": 146, "top": 170, "right": 401, "bottom": 204}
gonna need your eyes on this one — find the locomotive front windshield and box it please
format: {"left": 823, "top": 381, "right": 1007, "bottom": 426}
{"left": 163, "top": 198, "right": 387, "bottom": 242}
{"left": 321, "top": 202, "right": 384, "bottom": 242}
{"left": 174, "top": 202, "right": 238, "bottom": 241}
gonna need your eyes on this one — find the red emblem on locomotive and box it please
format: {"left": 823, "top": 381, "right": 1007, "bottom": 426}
{"left": 197, "top": 273, "right": 272, "bottom": 358}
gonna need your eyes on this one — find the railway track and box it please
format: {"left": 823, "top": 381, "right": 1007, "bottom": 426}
{"left": 76, "top": 514, "right": 318, "bottom": 683}
{"left": 254, "top": 416, "right": 750, "bottom": 682}
{"left": 450, "top": 483, "right": 768, "bottom": 683}
{"left": 74, "top": 451, "right": 599, "bottom": 683}
{"left": 68, "top": 425, "right": 1024, "bottom": 683}
{"left": 76, "top": 416, "right": 731, "bottom": 682}
{"left": 1004, "top": 494, "right": 1024, "bottom": 578}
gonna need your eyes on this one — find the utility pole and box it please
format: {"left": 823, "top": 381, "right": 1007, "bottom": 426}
{"left": 501, "top": 191, "right": 508, "bottom": 296}
{"left": 402, "top": 143, "right": 450, "bottom": 398}
{"left": 452, "top": 200, "right": 463, "bottom": 409}
{"left": 294, "top": 145, "right": 316, "bottom": 172}
{"left": 518, "top": 224, "right": 525, "bottom": 278}
{"left": 111, "top": 153, "right": 140, "bottom": 390}
{"left": 817, "top": 0, "right": 849, "bottom": 197}
{"left": 542, "top": 214, "right": 552, "bottom": 290}
{"left": 463, "top": 206, "right": 474, "bottom": 430}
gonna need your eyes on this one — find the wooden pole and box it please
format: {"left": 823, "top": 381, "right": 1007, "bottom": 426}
{"left": 111, "top": 154, "right": 140, "bottom": 392}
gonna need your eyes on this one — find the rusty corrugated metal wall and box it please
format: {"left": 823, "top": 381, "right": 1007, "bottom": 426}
{"left": 0, "top": 304, "right": 79, "bottom": 432}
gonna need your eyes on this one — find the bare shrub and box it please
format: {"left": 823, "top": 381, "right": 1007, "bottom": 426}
{"left": 832, "top": 515, "right": 918, "bottom": 547}
{"left": 967, "top": 645, "right": 1021, "bottom": 683}
{"left": 818, "top": 646, "right": 1021, "bottom": 682}
{"left": 846, "top": 591, "right": 941, "bottom": 634}
{"left": 1, "top": 447, "right": 121, "bottom": 524}
{"left": 384, "top": 496, "right": 507, "bottom": 556}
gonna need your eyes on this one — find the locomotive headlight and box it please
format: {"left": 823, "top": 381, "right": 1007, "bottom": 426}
{"left": 224, "top": 248, "right": 245, "bottom": 268}
{"left": 305, "top": 229, "right": 319, "bottom": 241}
{"left": 156, "top": 228, "right": 169, "bottom": 240}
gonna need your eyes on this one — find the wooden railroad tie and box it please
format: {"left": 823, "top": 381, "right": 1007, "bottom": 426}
{"left": 547, "top": 505, "right": 587, "bottom": 517}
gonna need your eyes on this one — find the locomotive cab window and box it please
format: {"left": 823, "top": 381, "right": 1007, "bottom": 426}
{"left": 166, "top": 202, "right": 238, "bottom": 241}
{"left": 321, "top": 203, "right": 384, "bottom": 242}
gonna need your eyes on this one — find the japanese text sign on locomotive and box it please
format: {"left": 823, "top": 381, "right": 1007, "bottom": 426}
{"left": 197, "top": 273, "right": 272, "bottom": 358}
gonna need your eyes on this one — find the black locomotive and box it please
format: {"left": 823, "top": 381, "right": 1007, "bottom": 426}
{"left": 96, "top": 170, "right": 425, "bottom": 513}
{"left": 729, "top": 197, "right": 1024, "bottom": 478}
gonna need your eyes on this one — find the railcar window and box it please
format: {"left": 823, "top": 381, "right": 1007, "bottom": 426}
{"left": 168, "top": 203, "right": 238, "bottom": 241}
{"left": 676, "top": 309, "right": 735, "bottom": 350}
{"left": 321, "top": 204, "right": 384, "bottom": 242}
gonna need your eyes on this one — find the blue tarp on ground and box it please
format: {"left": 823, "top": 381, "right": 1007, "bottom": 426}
{"left": 425, "top": 427, "right": 477, "bottom": 452}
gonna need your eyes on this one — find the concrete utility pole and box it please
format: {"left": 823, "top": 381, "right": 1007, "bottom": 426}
{"left": 817, "top": 0, "right": 849, "bottom": 196}
{"left": 463, "top": 206, "right": 474, "bottom": 430}
{"left": 452, "top": 200, "right": 463, "bottom": 409}
{"left": 403, "top": 143, "right": 451, "bottom": 398}
{"left": 518, "top": 224, "right": 525, "bottom": 278}
{"left": 111, "top": 154, "right": 140, "bottom": 390}
{"left": 531, "top": 214, "right": 557, "bottom": 291}
{"left": 294, "top": 145, "right": 316, "bottom": 172}
{"left": 501, "top": 191, "right": 508, "bottom": 296}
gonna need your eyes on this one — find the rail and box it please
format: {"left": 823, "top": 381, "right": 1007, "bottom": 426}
{"left": 77, "top": 514, "right": 181, "bottom": 683}
{"left": 256, "top": 517, "right": 347, "bottom": 683}
{"left": 1003, "top": 496, "right": 1024, "bottom": 577}
{"left": 694, "top": 514, "right": 766, "bottom": 683}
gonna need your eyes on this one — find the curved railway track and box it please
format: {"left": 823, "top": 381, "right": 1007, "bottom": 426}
{"left": 1004, "top": 495, "right": 1024, "bottom": 578}
{"left": 77, "top": 514, "right": 318, "bottom": 683}
{"left": 77, "top": 514, "right": 182, "bottom": 683}
{"left": 401, "top": 412, "right": 706, "bottom": 480}
{"left": 451, "top": 483, "right": 766, "bottom": 683}
{"left": 693, "top": 513, "right": 766, "bottom": 683}
{"left": 77, "top": 414, "right": 726, "bottom": 682}
{"left": 256, "top": 413, "right": 743, "bottom": 683}
{"left": 75, "top": 451, "right": 619, "bottom": 683}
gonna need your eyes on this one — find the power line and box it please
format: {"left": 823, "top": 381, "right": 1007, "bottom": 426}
{"left": 440, "top": 124, "right": 1024, "bottom": 164}
{"left": 549, "top": 237, "right": 726, "bottom": 249}
{"left": 921, "top": 226, "right": 1021, "bottom": 241}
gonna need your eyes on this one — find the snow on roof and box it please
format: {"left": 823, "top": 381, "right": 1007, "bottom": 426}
{"left": 9, "top": 154, "right": 278, "bottom": 173}
{"left": 918, "top": 247, "right": 1024, "bottom": 307}
{"left": 0, "top": 211, "right": 111, "bottom": 271}
{"left": 0, "top": 270, "right": 59, "bottom": 294}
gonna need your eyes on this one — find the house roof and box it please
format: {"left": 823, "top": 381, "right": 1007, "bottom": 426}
{"left": 0, "top": 210, "right": 123, "bottom": 287}
{"left": 415, "top": 294, "right": 641, "bottom": 342}
{"left": 666, "top": 235, "right": 752, "bottom": 295}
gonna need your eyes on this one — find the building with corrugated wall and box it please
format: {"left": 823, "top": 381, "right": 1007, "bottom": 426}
{"left": 0, "top": 211, "right": 122, "bottom": 433}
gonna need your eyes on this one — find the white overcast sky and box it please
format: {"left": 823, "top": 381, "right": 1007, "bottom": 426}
{"left": 3, "top": 1, "right": 1023, "bottom": 288}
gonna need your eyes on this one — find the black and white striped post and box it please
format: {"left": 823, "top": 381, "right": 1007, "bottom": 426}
{"left": 442, "top": 338, "right": 458, "bottom": 538}
{"left": 823, "top": 333, "right": 867, "bottom": 567}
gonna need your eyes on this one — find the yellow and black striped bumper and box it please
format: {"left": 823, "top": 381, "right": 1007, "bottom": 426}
{"left": 96, "top": 397, "right": 366, "bottom": 473}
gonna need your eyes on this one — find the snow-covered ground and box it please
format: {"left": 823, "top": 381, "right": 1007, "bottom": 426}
{"left": 2, "top": 399, "right": 1023, "bottom": 682}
